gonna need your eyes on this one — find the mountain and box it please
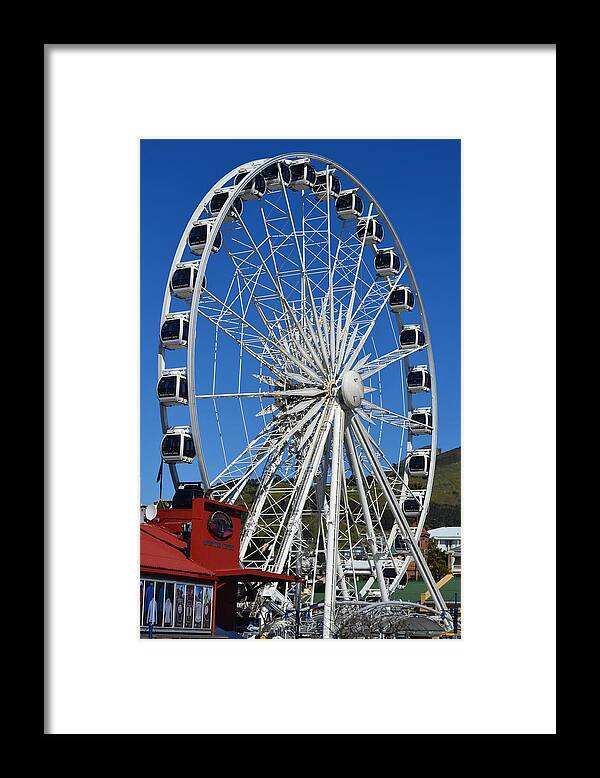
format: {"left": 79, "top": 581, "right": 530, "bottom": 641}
{"left": 236, "top": 446, "right": 461, "bottom": 533}
{"left": 426, "top": 446, "right": 461, "bottom": 529}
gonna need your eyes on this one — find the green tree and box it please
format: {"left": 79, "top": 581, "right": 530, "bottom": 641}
{"left": 426, "top": 541, "right": 449, "bottom": 580}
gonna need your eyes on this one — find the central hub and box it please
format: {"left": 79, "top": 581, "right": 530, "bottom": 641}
{"left": 340, "top": 370, "right": 365, "bottom": 409}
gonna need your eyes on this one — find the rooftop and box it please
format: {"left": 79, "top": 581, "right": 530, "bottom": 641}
{"left": 140, "top": 523, "right": 215, "bottom": 580}
{"left": 428, "top": 526, "right": 461, "bottom": 540}
{"left": 391, "top": 576, "right": 461, "bottom": 603}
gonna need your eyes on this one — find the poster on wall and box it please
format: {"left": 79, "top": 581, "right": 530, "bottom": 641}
{"left": 155, "top": 581, "right": 165, "bottom": 627}
{"left": 202, "top": 586, "right": 213, "bottom": 630}
{"left": 174, "top": 583, "right": 185, "bottom": 628}
{"left": 143, "top": 581, "right": 155, "bottom": 627}
{"left": 184, "top": 584, "right": 194, "bottom": 628}
{"left": 194, "top": 585, "right": 204, "bottom": 629}
{"left": 163, "top": 582, "right": 174, "bottom": 627}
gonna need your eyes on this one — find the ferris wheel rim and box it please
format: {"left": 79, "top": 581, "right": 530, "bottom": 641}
{"left": 159, "top": 151, "right": 437, "bottom": 489}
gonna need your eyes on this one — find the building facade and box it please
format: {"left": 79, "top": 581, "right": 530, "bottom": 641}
{"left": 427, "top": 526, "right": 461, "bottom": 554}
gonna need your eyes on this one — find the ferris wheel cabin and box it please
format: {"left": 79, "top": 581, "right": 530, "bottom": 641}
{"left": 289, "top": 160, "right": 317, "bottom": 191}
{"left": 336, "top": 191, "right": 364, "bottom": 220}
{"left": 402, "top": 490, "right": 426, "bottom": 519}
{"left": 234, "top": 170, "right": 267, "bottom": 200}
{"left": 161, "top": 427, "right": 196, "bottom": 464}
{"left": 170, "top": 263, "right": 203, "bottom": 300}
{"left": 408, "top": 407, "right": 433, "bottom": 435}
{"left": 160, "top": 313, "right": 189, "bottom": 349}
{"left": 210, "top": 188, "right": 243, "bottom": 222}
{"left": 407, "top": 365, "right": 432, "bottom": 393}
{"left": 394, "top": 535, "right": 411, "bottom": 553}
{"left": 262, "top": 162, "right": 291, "bottom": 190}
{"left": 406, "top": 450, "right": 431, "bottom": 478}
{"left": 157, "top": 370, "right": 188, "bottom": 406}
{"left": 313, "top": 170, "right": 341, "bottom": 200}
{"left": 188, "top": 220, "right": 222, "bottom": 255}
{"left": 375, "top": 248, "right": 401, "bottom": 277}
{"left": 389, "top": 287, "right": 415, "bottom": 312}
{"left": 400, "top": 325, "right": 426, "bottom": 349}
{"left": 356, "top": 217, "right": 384, "bottom": 246}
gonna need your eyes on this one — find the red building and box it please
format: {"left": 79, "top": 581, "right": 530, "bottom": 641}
{"left": 140, "top": 497, "right": 300, "bottom": 638}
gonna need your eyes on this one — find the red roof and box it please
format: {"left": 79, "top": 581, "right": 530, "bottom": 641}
{"left": 141, "top": 522, "right": 188, "bottom": 550}
{"left": 140, "top": 524, "right": 302, "bottom": 584}
{"left": 140, "top": 523, "right": 215, "bottom": 580}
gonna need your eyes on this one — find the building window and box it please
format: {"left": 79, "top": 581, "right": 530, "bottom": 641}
{"left": 140, "top": 577, "right": 213, "bottom": 632}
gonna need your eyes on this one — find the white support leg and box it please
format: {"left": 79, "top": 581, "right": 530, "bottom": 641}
{"left": 344, "top": 426, "right": 389, "bottom": 601}
{"left": 350, "top": 416, "right": 452, "bottom": 629}
{"left": 323, "top": 405, "right": 345, "bottom": 638}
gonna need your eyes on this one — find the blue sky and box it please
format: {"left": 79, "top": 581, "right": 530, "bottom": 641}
{"left": 141, "top": 139, "right": 461, "bottom": 504}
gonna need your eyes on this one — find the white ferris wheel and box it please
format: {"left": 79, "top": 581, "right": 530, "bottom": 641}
{"left": 157, "top": 152, "right": 452, "bottom": 637}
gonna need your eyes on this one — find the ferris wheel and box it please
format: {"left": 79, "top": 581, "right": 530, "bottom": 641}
{"left": 157, "top": 152, "right": 451, "bottom": 636}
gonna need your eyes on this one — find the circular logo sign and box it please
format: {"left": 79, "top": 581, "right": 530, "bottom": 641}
{"left": 208, "top": 510, "right": 233, "bottom": 541}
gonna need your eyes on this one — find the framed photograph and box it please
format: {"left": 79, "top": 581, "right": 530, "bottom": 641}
{"left": 141, "top": 139, "right": 461, "bottom": 641}
{"left": 47, "top": 44, "right": 556, "bottom": 736}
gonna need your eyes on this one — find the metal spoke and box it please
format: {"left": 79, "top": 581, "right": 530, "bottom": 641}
{"left": 223, "top": 238, "right": 323, "bottom": 376}
{"left": 341, "top": 265, "right": 408, "bottom": 368}
{"left": 195, "top": 388, "right": 325, "bottom": 400}
{"left": 271, "top": 401, "right": 337, "bottom": 572}
{"left": 200, "top": 286, "right": 324, "bottom": 384}
{"left": 333, "top": 203, "right": 373, "bottom": 371}
{"left": 216, "top": 397, "right": 326, "bottom": 503}
{"left": 280, "top": 178, "right": 331, "bottom": 370}
{"left": 358, "top": 342, "right": 428, "bottom": 382}
{"left": 238, "top": 212, "right": 328, "bottom": 377}
{"left": 341, "top": 269, "right": 408, "bottom": 373}
{"left": 357, "top": 399, "right": 431, "bottom": 431}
